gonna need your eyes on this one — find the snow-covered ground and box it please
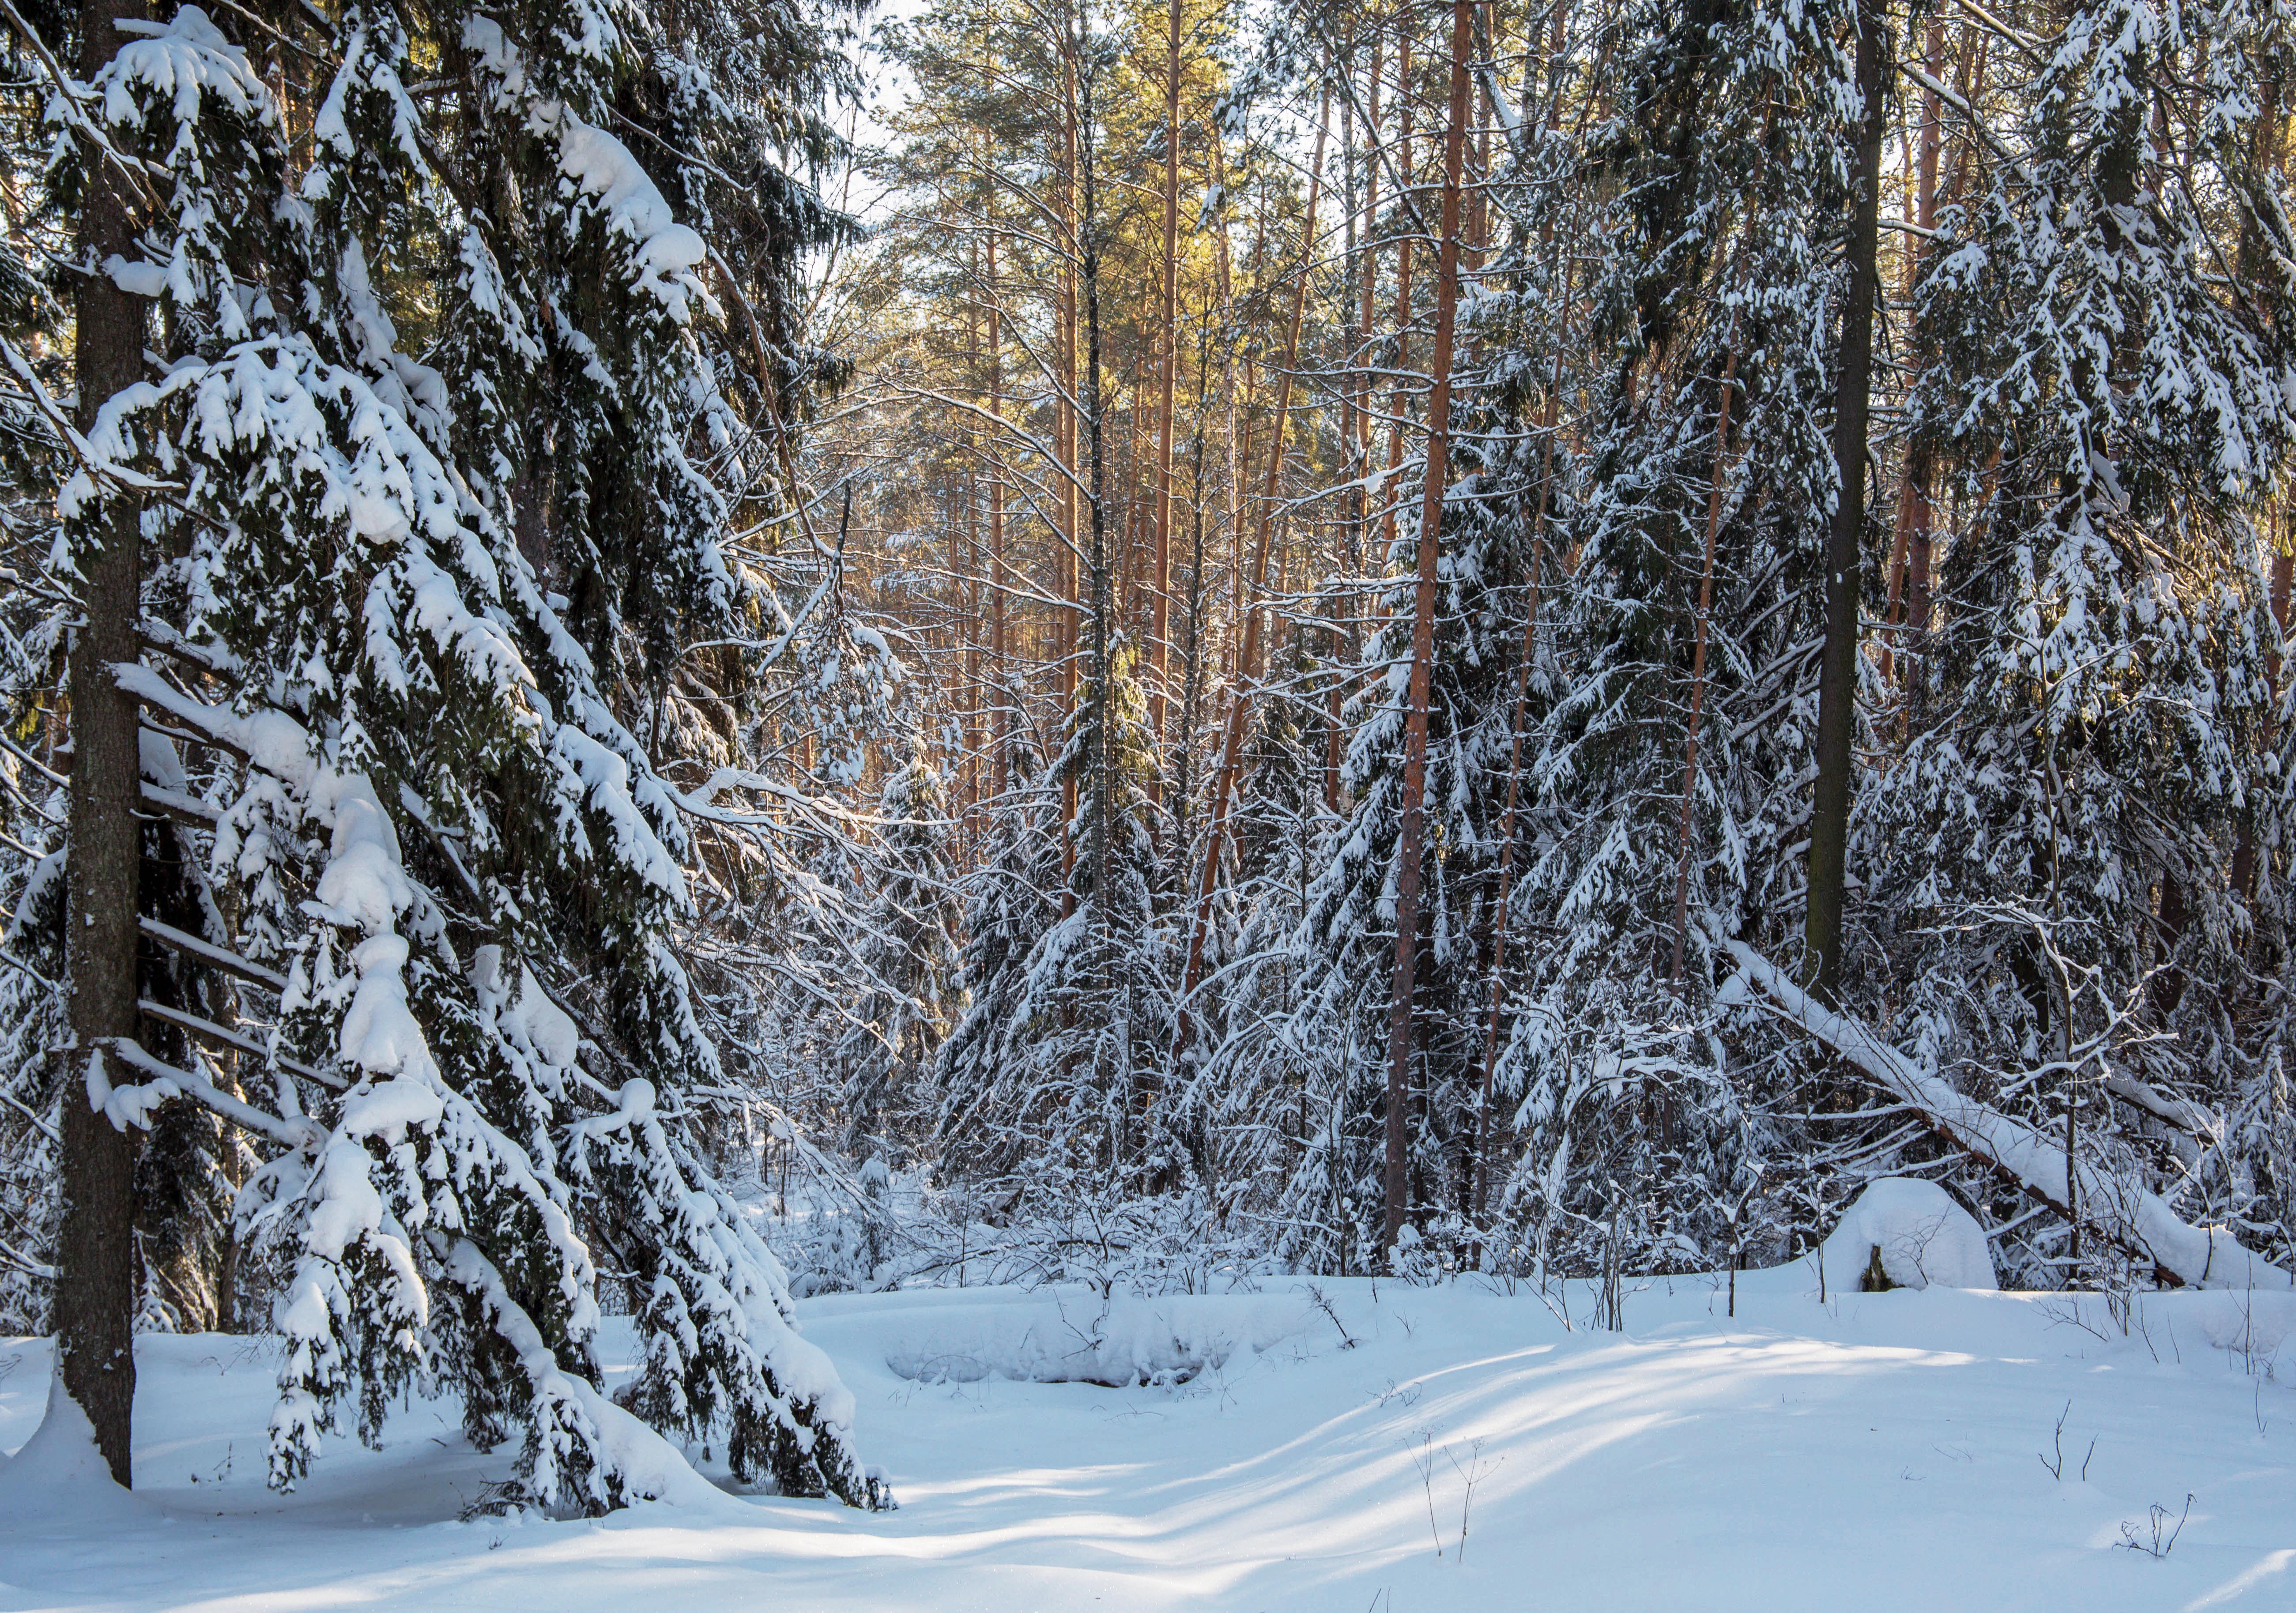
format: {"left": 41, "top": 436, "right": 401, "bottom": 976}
{"left": 5, "top": 1270, "right": 2295, "bottom": 1611}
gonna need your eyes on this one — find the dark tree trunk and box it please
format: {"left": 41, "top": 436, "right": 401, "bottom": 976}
{"left": 1074, "top": 29, "right": 1126, "bottom": 1140}
{"left": 56, "top": 0, "right": 152, "bottom": 1489}
{"left": 1802, "top": 0, "right": 1884, "bottom": 999}
{"left": 986, "top": 230, "right": 1010, "bottom": 797}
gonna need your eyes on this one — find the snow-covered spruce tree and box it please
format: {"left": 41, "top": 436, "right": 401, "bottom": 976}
{"left": 1865, "top": 0, "right": 2296, "bottom": 1281}
{"left": 838, "top": 731, "right": 963, "bottom": 1161}
{"left": 1185, "top": 636, "right": 1351, "bottom": 1262}
{"left": 1044, "top": 635, "right": 1176, "bottom": 1187}
{"left": 936, "top": 727, "right": 1059, "bottom": 1182}
{"left": 1291, "top": 428, "right": 1533, "bottom": 1269}
{"left": 0, "top": 117, "right": 70, "bottom": 1335}
{"left": 14, "top": 0, "right": 881, "bottom": 1509}
{"left": 1478, "top": 0, "right": 1864, "bottom": 1277}
{"left": 937, "top": 641, "right": 1171, "bottom": 1193}
{"left": 0, "top": 783, "right": 64, "bottom": 1335}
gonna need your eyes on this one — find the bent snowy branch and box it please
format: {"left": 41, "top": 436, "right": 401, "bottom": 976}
{"left": 1722, "top": 942, "right": 2293, "bottom": 1291}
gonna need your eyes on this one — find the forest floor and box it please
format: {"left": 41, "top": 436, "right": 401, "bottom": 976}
{"left": 4, "top": 1269, "right": 2295, "bottom": 1611}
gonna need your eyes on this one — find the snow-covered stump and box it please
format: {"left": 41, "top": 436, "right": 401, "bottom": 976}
{"left": 1819, "top": 1179, "right": 1997, "bottom": 1295}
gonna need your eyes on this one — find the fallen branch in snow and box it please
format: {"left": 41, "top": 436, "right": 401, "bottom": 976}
{"left": 1302, "top": 1282, "right": 1358, "bottom": 1349}
{"left": 1723, "top": 941, "right": 2293, "bottom": 1291}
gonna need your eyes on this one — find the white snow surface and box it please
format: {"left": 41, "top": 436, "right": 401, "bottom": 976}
{"left": 4, "top": 1272, "right": 2296, "bottom": 1610}
{"left": 1819, "top": 1176, "right": 1999, "bottom": 1294}
{"left": 870, "top": 1288, "right": 1315, "bottom": 1386}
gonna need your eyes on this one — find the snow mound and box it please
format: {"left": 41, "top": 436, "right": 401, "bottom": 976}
{"left": 2173, "top": 1289, "right": 2296, "bottom": 1376}
{"left": 1820, "top": 1178, "right": 1996, "bottom": 1293}
{"left": 0, "top": 1380, "right": 142, "bottom": 1521}
{"left": 873, "top": 1290, "right": 1314, "bottom": 1386}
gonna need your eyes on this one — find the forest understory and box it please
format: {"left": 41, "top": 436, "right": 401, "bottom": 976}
{"left": 0, "top": 0, "right": 2293, "bottom": 1583}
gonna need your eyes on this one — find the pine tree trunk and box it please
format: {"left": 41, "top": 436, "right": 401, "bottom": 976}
{"left": 1059, "top": 22, "right": 1082, "bottom": 920}
{"left": 1384, "top": 0, "right": 1474, "bottom": 1252}
{"left": 1669, "top": 335, "right": 1740, "bottom": 991}
{"left": 1332, "top": 41, "right": 1383, "bottom": 816}
{"left": 962, "top": 233, "right": 984, "bottom": 811}
{"left": 1147, "top": 0, "right": 1181, "bottom": 783}
{"left": 1083, "top": 273, "right": 1110, "bottom": 918}
{"left": 1883, "top": 24, "right": 1942, "bottom": 684}
{"left": 1077, "top": 34, "right": 1119, "bottom": 1119}
{"left": 1904, "top": 28, "right": 1942, "bottom": 670}
{"left": 55, "top": 0, "right": 151, "bottom": 1489}
{"left": 1175, "top": 108, "right": 1328, "bottom": 1053}
{"left": 1176, "top": 410, "right": 1211, "bottom": 843}
{"left": 1802, "top": 0, "right": 1884, "bottom": 999}
{"left": 1379, "top": 27, "right": 1416, "bottom": 621}
{"left": 986, "top": 231, "right": 1010, "bottom": 796}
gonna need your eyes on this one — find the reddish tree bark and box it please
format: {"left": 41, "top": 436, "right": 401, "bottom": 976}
{"left": 1384, "top": 0, "right": 1475, "bottom": 1251}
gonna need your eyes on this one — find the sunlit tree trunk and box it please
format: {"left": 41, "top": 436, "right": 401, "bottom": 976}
{"left": 1384, "top": 0, "right": 1474, "bottom": 1251}
{"left": 1149, "top": 0, "right": 1182, "bottom": 788}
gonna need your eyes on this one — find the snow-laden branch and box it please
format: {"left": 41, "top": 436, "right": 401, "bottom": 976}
{"left": 136, "top": 914, "right": 288, "bottom": 994}
{"left": 136, "top": 997, "right": 344, "bottom": 1091}
{"left": 1722, "top": 941, "right": 2292, "bottom": 1291}
{"left": 0, "top": 0, "right": 166, "bottom": 214}
{"left": 678, "top": 765, "right": 878, "bottom": 827}
{"left": 94, "top": 1038, "right": 321, "bottom": 1148}
{"left": 0, "top": 336, "right": 185, "bottom": 501}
